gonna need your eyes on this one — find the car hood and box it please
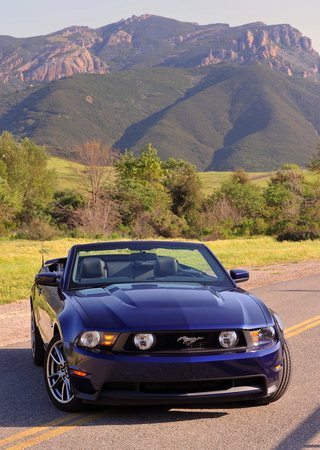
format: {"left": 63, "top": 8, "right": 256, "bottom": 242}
{"left": 71, "top": 282, "right": 269, "bottom": 331}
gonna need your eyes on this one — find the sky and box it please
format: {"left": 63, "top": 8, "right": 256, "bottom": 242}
{"left": 2, "top": 0, "right": 320, "bottom": 53}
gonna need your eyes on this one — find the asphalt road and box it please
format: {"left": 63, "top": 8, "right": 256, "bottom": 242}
{"left": 1, "top": 274, "right": 319, "bottom": 450}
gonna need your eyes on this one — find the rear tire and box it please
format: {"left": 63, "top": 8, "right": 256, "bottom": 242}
{"left": 31, "top": 307, "right": 45, "bottom": 366}
{"left": 249, "top": 340, "right": 292, "bottom": 406}
{"left": 44, "top": 334, "right": 89, "bottom": 412}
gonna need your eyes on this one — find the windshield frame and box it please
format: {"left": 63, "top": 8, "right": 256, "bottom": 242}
{"left": 64, "top": 241, "right": 235, "bottom": 291}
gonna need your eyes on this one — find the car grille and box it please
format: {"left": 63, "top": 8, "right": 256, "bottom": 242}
{"left": 123, "top": 330, "right": 247, "bottom": 353}
{"left": 100, "top": 376, "right": 266, "bottom": 396}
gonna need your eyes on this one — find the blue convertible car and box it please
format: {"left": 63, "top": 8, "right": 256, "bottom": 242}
{"left": 31, "top": 241, "right": 291, "bottom": 412}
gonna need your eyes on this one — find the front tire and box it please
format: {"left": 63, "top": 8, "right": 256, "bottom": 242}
{"left": 250, "top": 340, "right": 292, "bottom": 406}
{"left": 44, "top": 334, "right": 88, "bottom": 412}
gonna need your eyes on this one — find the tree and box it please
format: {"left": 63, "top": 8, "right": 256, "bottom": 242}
{"left": 231, "top": 167, "right": 250, "bottom": 184}
{"left": 114, "top": 144, "right": 168, "bottom": 226}
{"left": 306, "top": 140, "right": 320, "bottom": 173}
{"left": 201, "top": 170, "right": 266, "bottom": 238}
{"left": 213, "top": 173, "right": 265, "bottom": 220}
{"left": 72, "top": 140, "right": 118, "bottom": 207}
{"left": 69, "top": 140, "right": 120, "bottom": 237}
{"left": 73, "top": 195, "right": 120, "bottom": 238}
{"left": 114, "top": 144, "right": 192, "bottom": 238}
{"left": 162, "top": 159, "right": 203, "bottom": 222}
{"left": 165, "top": 165, "right": 204, "bottom": 222}
{"left": 115, "top": 143, "right": 163, "bottom": 184}
{"left": 161, "top": 158, "right": 195, "bottom": 173}
{"left": 49, "top": 190, "right": 85, "bottom": 231}
{"left": 264, "top": 169, "right": 320, "bottom": 240}
{"left": 0, "top": 131, "right": 58, "bottom": 229}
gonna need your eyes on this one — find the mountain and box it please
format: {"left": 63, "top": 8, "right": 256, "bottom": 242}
{"left": 0, "top": 15, "right": 319, "bottom": 171}
{"left": 1, "top": 15, "right": 319, "bottom": 88}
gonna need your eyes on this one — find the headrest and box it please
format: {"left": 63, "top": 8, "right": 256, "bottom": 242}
{"left": 80, "top": 258, "right": 105, "bottom": 279}
{"left": 154, "top": 257, "right": 177, "bottom": 277}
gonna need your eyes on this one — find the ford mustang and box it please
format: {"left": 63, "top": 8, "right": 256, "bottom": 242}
{"left": 31, "top": 241, "right": 291, "bottom": 412}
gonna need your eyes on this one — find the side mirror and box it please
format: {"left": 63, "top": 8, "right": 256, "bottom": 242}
{"left": 35, "top": 272, "right": 61, "bottom": 287}
{"left": 230, "top": 269, "right": 249, "bottom": 283}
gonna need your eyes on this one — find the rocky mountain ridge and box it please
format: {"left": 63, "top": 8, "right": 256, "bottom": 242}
{"left": 200, "top": 24, "right": 317, "bottom": 78}
{"left": 0, "top": 15, "right": 319, "bottom": 89}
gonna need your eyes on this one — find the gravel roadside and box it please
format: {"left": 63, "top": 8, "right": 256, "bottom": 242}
{"left": 1, "top": 259, "right": 320, "bottom": 347}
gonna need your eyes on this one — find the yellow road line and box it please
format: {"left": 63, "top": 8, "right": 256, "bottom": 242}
{"left": 1, "top": 410, "right": 114, "bottom": 450}
{"left": 0, "top": 414, "right": 83, "bottom": 446}
{"left": 285, "top": 318, "right": 320, "bottom": 339}
{"left": 284, "top": 315, "right": 320, "bottom": 334}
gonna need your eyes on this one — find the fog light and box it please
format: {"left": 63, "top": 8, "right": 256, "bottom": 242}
{"left": 133, "top": 333, "right": 156, "bottom": 350}
{"left": 219, "top": 331, "right": 238, "bottom": 348}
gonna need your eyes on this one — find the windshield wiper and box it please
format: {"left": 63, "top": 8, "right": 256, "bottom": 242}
{"left": 70, "top": 283, "right": 112, "bottom": 290}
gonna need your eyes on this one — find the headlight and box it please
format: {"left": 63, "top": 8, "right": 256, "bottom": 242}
{"left": 79, "top": 331, "right": 118, "bottom": 349}
{"left": 219, "top": 331, "right": 238, "bottom": 348}
{"left": 133, "top": 333, "right": 156, "bottom": 350}
{"left": 249, "top": 327, "right": 276, "bottom": 347}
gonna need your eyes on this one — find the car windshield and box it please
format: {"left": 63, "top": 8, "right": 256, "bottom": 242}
{"left": 67, "top": 242, "right": 234, "bottom": 290}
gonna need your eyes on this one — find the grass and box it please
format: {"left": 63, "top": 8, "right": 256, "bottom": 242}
{"left": 48, "top": 157, "right": 237, "bottom": 194}
{"left": 199, "top": 172, "right": 233, "bottom": 195}
{"left": 205, "top": 237, "right": 320, "bottom": 268}
{"left": 47, "top": 157, "right": 84, "bottom": 190}
{"left": 0, "top": 238, "right": 92, "bottom": 305}
{"left": 48, "top": 156, "right": 318, "bottom": 196}
{"left": 0, "top": 236, "right": 319, "bottom": 305}
{"left": 48, "top": 156, "right": 116, "bottom": 191}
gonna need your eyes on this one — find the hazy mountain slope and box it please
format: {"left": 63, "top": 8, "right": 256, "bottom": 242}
{"left": 0, "top": 67, "right": 193, "bottom": 157}
{"left": 1, "top": 63, "right": 319, "bottom": 170}
{"left": 114, "top": 64, "right": 320, "bottom": 170}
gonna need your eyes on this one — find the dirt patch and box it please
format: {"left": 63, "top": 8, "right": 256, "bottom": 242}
{"left": 0, "top": 299, "right": 30, "bottom": 346}
{"left": 1, "top": 259, "right": 320, "bottom": 347}
{"left": 240, "top": 259, "right": 320, "bottom": 290}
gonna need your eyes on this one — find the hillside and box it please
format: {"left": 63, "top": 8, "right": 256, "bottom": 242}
{"left": 0, "top": 63, "right": 319, "bottom": 171}
{"left": 0, "top": 15, "right": 319, "bottom": 171}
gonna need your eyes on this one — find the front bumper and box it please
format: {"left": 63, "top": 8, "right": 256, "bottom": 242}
{"left": 65, "top": 342, "right": 283, "bottom": 405}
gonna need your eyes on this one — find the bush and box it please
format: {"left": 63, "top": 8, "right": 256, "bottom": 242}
{"left": 234, "top": 218, "right": 268, "bottom": 237}
{"left": 72, "top": 197, "right": 121, "bottom": 239}
{"left": 14, "top": 219, "right": 61, "bottom": 240}
{"left": 276, "top": 226, "right": 320, "bottom": 242}
{"left": 281, "top": 164, "right": 300, "bottom": 170}
{"left": 130, "top": 210, "right": 187, "bottom": 239}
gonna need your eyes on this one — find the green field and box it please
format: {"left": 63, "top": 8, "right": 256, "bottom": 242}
{"left": 48, "top": 156, "right": 316, "bottom": 195}
{"left": 1, "top": 236, "right": 319, "bottom": 305}
{"left": 47, "top": 157, "right": 84, "bottom": 190}
{"left": 198, "top": 171, "right": 277, "bottom": 194}
{"left": 48, "top": 156, "right": 276, "bottom": 194}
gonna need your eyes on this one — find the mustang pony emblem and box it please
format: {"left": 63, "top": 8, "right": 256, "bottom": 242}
{"left": 177, "top": 336, "right": 204, "bottom": 346}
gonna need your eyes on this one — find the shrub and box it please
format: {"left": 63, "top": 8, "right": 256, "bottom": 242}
{"left": 281, "top": 164, "right": 300, "bottom": 170}
{"left": 276, "top": 229, "right": 320, "bottom": 242}
{"left": 14, "top": 218, "right": 61, "bottom": 240}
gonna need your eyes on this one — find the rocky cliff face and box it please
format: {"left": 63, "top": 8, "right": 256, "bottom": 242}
{"left": 0, "top": 16, "right": 319, "bottom": 89}
{"left": 0, "top": 30, "right": 110, "bottom": 86}
{"left": 200, "top": 24, "right": 318, "bottom": 79}
{"left": 22, "top": 43, "right": 109, "bottom": 83}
